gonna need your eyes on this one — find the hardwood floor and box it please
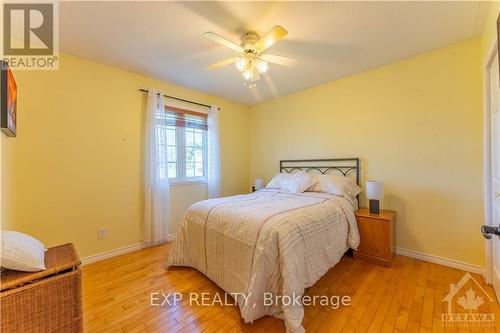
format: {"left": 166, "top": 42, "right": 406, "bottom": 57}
{"left": 82, "top": 244, "right": 500, "bottom": 332}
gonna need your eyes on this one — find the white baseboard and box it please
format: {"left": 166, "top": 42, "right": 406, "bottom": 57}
{"left": 81, "top": 234, "right": 177, "bottom": 266}
{"left": 81, "top": 240, "right": 483, "bottom": 275}
{"left": 81, "top": 242, "right": 147, "bottom": 265}
{"left": 395, "top": 247, "right": 483, "bottom": 274}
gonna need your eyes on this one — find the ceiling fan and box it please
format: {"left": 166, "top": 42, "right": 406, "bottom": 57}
{"left": 203, "top": 25, "right": 297, "bottom": 88}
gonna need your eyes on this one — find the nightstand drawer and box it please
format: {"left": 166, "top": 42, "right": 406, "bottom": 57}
{"left": 354, "top": 208, "right": 396, "bottom": 266}
{"left": 356, "top": 216, "right": 391, "bottom": 258}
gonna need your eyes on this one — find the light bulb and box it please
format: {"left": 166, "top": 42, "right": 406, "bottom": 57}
{"left": 242, "top": 69, "right": 253, "bottom": 80}
{"left": 234, "top": 57, "right": 248, "bottom": 72}
{"left": 255, "top": 60, "right": 268, "bottom": 74}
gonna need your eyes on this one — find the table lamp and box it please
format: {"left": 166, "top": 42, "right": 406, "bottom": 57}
{"left": 366, "top": 180, "right": 383, "bottom": 214}
{"left": 253, "top": 179, "right": 264, "bottom": 192}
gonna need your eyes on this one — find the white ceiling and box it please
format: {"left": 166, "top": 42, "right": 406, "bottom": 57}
{"left": 59, "top": 1, "right": 489, "bottom": 105}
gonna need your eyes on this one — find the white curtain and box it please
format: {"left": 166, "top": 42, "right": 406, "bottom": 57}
{"left": 143, "top": 89, "right": 170, "bottom": 244}
{"left": 207, "top": 105, "right": 221, "bottom": 198}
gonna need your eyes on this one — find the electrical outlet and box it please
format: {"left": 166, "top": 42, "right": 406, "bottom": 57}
{"left": 98, "top": 228, "right": 107, "bottom": 240}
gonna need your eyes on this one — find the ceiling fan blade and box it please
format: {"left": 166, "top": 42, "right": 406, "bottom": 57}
{"left": 253, "top": 25, "right": 288, "bottom": 53}
{"left": 203, "top": 32, "right": 244, "bottom": 53}
{"left": 261, "top": 54, "right": 297, "bottom": 67}
{"left": 206, "top": 57, "right": 238, "bottom": 70}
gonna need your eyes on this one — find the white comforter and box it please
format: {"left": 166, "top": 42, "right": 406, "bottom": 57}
{"left": 167, "top": 189, "right": 359, "bottom": 332}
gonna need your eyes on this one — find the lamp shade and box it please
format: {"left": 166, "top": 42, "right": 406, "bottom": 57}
{"left": 366, "top": 181, "right": 383, "bottom": 200}
{"left": 254, "top": 179, "right": 264, "bottom": 189}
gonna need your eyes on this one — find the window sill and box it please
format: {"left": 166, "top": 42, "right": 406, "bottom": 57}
{"left": 169, "top": 179, "right": 208, "bottom": 187}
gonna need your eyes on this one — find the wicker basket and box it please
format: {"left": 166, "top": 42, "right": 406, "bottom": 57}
{"left": 1, "top": 243, "right": 83, "bottom": 333}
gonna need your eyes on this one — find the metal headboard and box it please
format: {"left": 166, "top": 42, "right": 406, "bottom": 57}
{"left": 280, "top": 158, "right": 360, "bottom": 185}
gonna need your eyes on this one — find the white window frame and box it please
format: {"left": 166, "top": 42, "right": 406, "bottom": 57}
{"left": 168, "top": 123, "right": 208, "bottom": 186}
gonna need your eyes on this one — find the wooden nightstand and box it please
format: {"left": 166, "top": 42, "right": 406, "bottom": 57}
{"left": 354, "top": 208, "right": 396, "bottom": 267}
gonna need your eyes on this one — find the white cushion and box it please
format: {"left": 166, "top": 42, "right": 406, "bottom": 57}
{"left": 307, "top": 174, "right": 332, "bottom": 193}
{"left": 1, "top": 231, "right": 46, "bottom": 272}
{"left": 280, "top": 171, "right": 316, "bottom": 193}
{"left": 265, "top": 172, "right": 294, "bottom": 189}
{"left": 308, "top": 174, "right": 361, "bottom": 198}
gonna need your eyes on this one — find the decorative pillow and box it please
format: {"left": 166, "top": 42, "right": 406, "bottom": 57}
{"left": 307, "top": 174, "right": 331, "bottom": 193}
{"left": 265, "top": 172, "right": 294, "bottom": 189}
{"left": 280, "top": 171, "right": 316, "bottom": 193}
{"left": 327, "top": 176, "right": 361, "bottom": 198}
{"left": 1, "top": 231, "right": 46, "bottom": 272}
{"left": 308, "top": 174, "right": 361, "bottom": 199}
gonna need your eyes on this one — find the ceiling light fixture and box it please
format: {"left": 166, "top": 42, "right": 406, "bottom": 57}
{"left": 255, "top": 59, "right": 268, "bottom": 74}
{"left": 234, "top": 57, "right": 248, "bottom": 71}
{"left": 235, "top": 53, "right": 268, "bottom": 86}
{"left": 203, "top": 26, "right": 297, "bottom": 88}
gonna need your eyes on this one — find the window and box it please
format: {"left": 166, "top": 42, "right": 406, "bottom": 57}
{"left": 156, "top": 106, "right": 207, "bottom": 183}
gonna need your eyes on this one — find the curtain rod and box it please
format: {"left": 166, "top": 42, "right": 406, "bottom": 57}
{"left": 139, "top": 89, "right": 213, "bottom": 109}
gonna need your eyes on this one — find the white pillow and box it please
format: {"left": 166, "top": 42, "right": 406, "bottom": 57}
{"left": 307, "top": 174, "right": 332, "bottom": 193}
{"left": 1, "top": 231, "right": 46, "bottom": 272}
{"left": 265, "top": 172, "right": 294, "bottom": 189}
{"left": 327, "top": 176, "right": 361, "bottom": 198}
{"left": 308, "top": 174, "right": 361, "bottom": 198}
{"left": 281, "top": 172, "right": 316, "bottom": 193}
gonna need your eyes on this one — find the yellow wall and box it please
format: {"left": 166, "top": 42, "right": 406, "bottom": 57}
{"left": 1, "top": 133, "right": 17, "bottom": 230}
{"left": 1, "top": 52, "right": 249, "bottom": 258}
{"left": 249, "top": 38, "right": 484, "bottom": 266}
{"left": 0, "top": 11, "right": 492, "bottom": 266}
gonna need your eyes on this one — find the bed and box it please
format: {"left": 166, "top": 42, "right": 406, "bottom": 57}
{"left": 167, "top": 158, "right": 361, "bottom": 333}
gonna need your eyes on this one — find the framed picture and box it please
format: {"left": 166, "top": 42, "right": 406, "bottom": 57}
{"left": 1, "top": 61, "right": 17, "bottom": 137}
